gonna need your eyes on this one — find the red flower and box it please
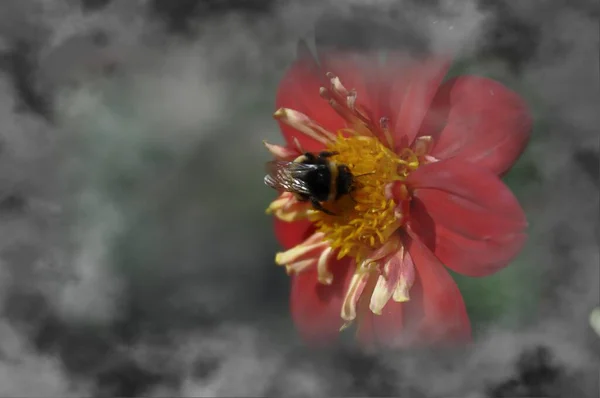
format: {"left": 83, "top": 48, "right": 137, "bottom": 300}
{"left": 264, "top": 44, "right": 531, "bottom": 348}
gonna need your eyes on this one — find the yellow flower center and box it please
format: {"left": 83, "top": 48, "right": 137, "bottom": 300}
{"left": 309, "top": 133, "right": 420, "bottom": 263}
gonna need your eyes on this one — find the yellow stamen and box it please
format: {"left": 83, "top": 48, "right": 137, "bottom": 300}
{"left": 309, "top": 134, "right": 419, "bottom": 263}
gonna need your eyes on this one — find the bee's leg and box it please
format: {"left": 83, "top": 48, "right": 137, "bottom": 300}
{"left": 318, "top": 151, "right": 339, "bottom": 158}
{"left": 311, "top": 198, "right": 336, "bottom": 216}
{"left": 295, "top": 193, "right": 310, "bottom": 202}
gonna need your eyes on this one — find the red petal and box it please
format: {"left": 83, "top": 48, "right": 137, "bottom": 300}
{"left": 275, "top": 47, "right": 345, "bottom": 152}
{"left": 273, "top": 218, "right": 314, "bottom": 250}
{"left": 410, "top": 205, "right": 527, "bottom": 276}
{"left": 290, "top": 256, "right": 353, "bottom": 346}
{"left": 422, "top": 76, "right": 532, "bottom": 176}
{"left": 406, "top": 158, "right": 527, "bottom": 276}
{"left": 386, "top": 56, "right": 451, "bottom": 150}
{"left": 356, "top": 302, "right": 404, "bottom": 349}
{"left": 402, "top": 232, "right": 472, "bottom": 344}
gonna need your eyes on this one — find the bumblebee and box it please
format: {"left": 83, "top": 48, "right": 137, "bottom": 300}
{"left": 264, "top": 151, "right": 355, "bottom": 215}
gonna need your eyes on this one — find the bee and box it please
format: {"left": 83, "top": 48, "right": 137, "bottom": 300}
{"left": 264, "top": 151, "right": 356, "bottom": 215}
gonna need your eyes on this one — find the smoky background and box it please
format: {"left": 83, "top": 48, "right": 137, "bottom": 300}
{"left": 0, "top": 0, "right": 598, "bottom": 396}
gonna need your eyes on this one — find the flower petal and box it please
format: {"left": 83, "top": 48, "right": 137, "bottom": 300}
{"left": 422, "top": 76, "right": 532, "bottom": 176}
{"left": 402, "top": 232, "right": 472, "bottom": 344}
{"left": 406, "top": 157, "right": 527, "bottom": 276}
{"left": 290, "top": 256, "right": 353, "bottom": 346}
{"left": 356, "top": 300, "right": 404, "bottom": 348}
{"left": 409, "top": 202, "right": 527, "bottom": 276}
{"left": 273, "top": 218, "right": 314, "bottom": 250}
{"left": 386, "top": 56, "right": 451, "bottom": 150}
{"left": 275, "top": 44, "right": 345, "bottom": 152}
{"left": 407, "top": 157, "right": 527, "bottom": 237}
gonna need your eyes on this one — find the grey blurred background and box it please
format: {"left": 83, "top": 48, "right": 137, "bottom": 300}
{"left": 0, "top": 0, "right": 598, "bottom": 396}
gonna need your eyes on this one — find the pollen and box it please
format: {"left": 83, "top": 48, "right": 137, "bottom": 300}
{"left": 310, "top": 133, "right": 419, "bottom": 263}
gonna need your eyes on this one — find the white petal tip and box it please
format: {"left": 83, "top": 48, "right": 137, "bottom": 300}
{"left": 273, "top": 108, "right": 286, "bottom": 118}
{"left": 392, "top": 294, "right": 410, "bottom": 303}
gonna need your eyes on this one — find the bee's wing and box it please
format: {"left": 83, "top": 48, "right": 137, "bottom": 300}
{"left": 264, "top": 161, "right": 314, "bottom": 195}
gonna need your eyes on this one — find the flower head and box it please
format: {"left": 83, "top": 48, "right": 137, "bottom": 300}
{"left": 264, "top": 43, "right": 531, "bottom": 347}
